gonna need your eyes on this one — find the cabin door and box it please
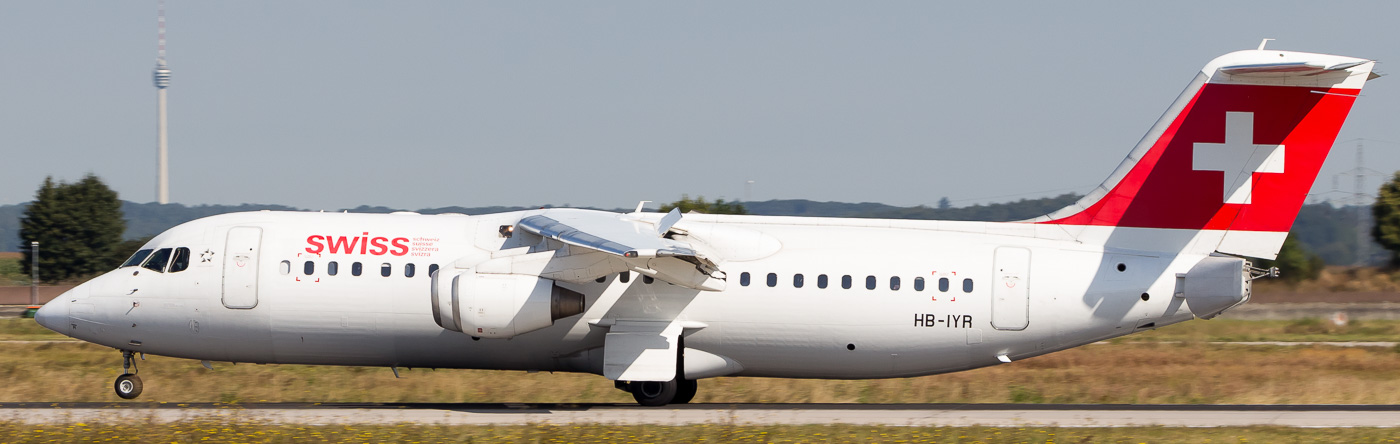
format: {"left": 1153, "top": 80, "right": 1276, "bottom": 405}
{"left": 991, "top": 247, "right": 1030, "bottom": 331}
{"left": 222, "top": 227, "right": 262, "bottom": 309}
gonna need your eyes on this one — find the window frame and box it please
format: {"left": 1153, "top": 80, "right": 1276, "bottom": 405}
{"left": 142, "top": 248, "right": 174, "bottom": 273}
{"left": 121, "top": 249, "right": 154, "bottom": 268}
{"left": 168, "top": 247, "right": 191, "bottom": 273}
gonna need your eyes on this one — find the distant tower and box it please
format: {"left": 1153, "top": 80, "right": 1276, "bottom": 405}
{"left": 153, "top": 0, "right": 172, "bottom": 204}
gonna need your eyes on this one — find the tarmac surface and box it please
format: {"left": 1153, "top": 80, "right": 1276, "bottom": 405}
{"left": 1, "top": 402, "right": 1398, "bottom": 427}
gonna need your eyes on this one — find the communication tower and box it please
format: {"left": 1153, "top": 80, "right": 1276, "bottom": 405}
{"left": 153, "top": 0, "right": 172, "bottom": 204}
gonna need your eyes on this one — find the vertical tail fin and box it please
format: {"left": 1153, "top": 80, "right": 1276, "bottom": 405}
{"left": 1037, "top": 49, "right": 1378, "bottom": 259}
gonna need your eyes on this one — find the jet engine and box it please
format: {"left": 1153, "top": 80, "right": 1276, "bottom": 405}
{"left": 430, "top": 270, "right": 585, "bottom": 339}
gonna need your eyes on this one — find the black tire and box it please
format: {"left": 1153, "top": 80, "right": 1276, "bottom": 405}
{"left": 672, "top": 379, "right": 698, "bottom": 404}
{"left": 114, "top": 374, "right": 143, "bottom": 400}
{"left": 630, "top": 380, "right": 678, "bottom": 406}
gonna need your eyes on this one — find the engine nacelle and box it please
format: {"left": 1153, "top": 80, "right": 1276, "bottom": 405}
{"left": 431, "top": 270, "right": 585, "bottom": 338}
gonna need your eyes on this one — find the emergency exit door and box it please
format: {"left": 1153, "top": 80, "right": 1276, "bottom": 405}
{"left": 222, "top": 227, "right": 262, "bottom": 309}
{"left": 991, "top": 247, "right": 1030, "bottom": 330}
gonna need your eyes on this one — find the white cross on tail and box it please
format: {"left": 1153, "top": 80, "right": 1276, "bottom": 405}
{"left": 1192, "top": 112, "right": 1285, "bottom": 204}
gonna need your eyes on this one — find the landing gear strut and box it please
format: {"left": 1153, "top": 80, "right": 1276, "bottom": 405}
{"left": 114, "top": 350, "right": 143, "bottom": 400}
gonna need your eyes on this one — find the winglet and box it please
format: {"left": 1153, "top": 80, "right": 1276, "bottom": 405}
{"left": 633, "top": 201, "right": 651, "bottom": 213}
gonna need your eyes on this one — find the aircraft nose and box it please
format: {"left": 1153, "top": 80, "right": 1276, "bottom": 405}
{"left": 34, "top": 286, "right": 82, "bottom": 332}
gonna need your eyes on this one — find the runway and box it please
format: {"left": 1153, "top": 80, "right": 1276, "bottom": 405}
{"left": 1, "top": 403, "right": 1397, "bottom": 427}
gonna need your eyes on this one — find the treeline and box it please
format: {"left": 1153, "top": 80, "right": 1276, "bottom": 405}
{"left": 0, "top": 195, "right": 1382, "bottom": 266}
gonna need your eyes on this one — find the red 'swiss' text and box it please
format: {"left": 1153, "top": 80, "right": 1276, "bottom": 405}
{"left": 305, "top": 233, "right": 410, "bottom": 256}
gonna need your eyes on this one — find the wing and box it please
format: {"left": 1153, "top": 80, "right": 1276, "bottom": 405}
{"left": 516, "top": 209, "right": 726, "bottom": 291}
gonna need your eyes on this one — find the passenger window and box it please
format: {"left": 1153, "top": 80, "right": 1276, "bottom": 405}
{"left": 142, "top": 248, "right": 173, "bottom": 273}
{"left": 279, "top": 260, "right": 291, "bottom": 275}
{"left": 939, "top": 277, "right": 950, "bottom": 292}
{"left": 963, "top": 278, "right": 974, "bottom": 293}
{"left": 793, "top": 274, "right": 804, "bottom": 288}
{"left": 169, "top": 247, "right": 191, "bottom": 273}
{"left": 740, "top": 272, "right": 751, "bottom": 287}
{"left": 352, "top": 262, "right": 363, "bottom": 276}
{"left": 914, "top": 277, "right": 925, "bottom": 291}
{"left": 643, "top": 276, "right": 655, "bottom": 284}
{"left": 122, "top": 249, "right": 154, "bottom": 268}
{"left": 841, "top": 275, "right": 852, "bottom": 289}
{"left": 766, "top": 273, "right": 777, "bottom": 287}
{"left": 620, "top": 272, "right": 630, "bottom": 283}
{"left": 327, "top": 261, "right": 339, "bottom": 276}
{"left": 890, "top": 276, "right": 901, "bottom": 291}
{"left": 817, "top": 274, "right": 828, "bottom": 289}
{"left": 865, "top": 275, "right": 876, "bottom": 290}
{"left": 428, "top": 264, "right": 439, "bottom": 277}
{"left": 304, "top": 261, "right": 315, "bottom": 275}
{"left": 380, "top": 263, "right": 391, "bottom": 277}
{"left": 405, "top": 263, "right": 416, "bottom": 278}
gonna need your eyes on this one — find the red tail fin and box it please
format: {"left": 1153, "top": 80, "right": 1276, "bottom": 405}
{"left": 1038, "top": 49, "right": 1377, "bottom": 258}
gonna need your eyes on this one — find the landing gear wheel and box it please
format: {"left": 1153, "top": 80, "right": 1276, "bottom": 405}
{"left": 114, "top": 374, "right": 143, "bottom": 399}
{"left": 672, "top": 379, "right": 698, "bottom": 404}
{"left": 630, "top": 379, "right": 679, "bottom": 406}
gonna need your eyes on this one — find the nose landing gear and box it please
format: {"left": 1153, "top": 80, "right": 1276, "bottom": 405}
{"left": 114, "top": 350, "right": 143, "bottom": 400}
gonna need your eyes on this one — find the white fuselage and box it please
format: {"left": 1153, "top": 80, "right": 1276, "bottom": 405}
{"left": 43, "top": 209, "right": 1209, "bottom": 380}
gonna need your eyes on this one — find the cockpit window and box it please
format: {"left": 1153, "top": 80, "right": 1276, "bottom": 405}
{"left": 142, "top": 248, "right": 173, "bottom": 273}
{"left": 122, "top": 250, "right": 154, "bottom": 268}
{"left": 169, "top": 247, "right": 191, "bottom": 273}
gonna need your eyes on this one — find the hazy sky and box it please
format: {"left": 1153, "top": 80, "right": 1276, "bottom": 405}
{"left": 2, "top": 2, "right": 1397, "bottom": 211}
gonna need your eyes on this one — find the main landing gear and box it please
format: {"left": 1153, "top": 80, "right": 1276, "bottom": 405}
{"left": 114, "top": 350, "right": 143, "bottom": 400}
{"left": 617, "top": 378, "right": 698, "bottom": 406}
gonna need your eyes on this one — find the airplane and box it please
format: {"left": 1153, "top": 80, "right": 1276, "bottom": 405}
{"left": 34, "top": 45, "right": 1380, "bottom": 406}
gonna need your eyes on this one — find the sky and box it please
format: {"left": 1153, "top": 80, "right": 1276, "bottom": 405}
{"left": 1, "top": 2, "right": 1397, "bottom": 211}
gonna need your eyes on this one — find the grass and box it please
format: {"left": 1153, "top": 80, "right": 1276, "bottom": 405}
{"left": 0, "top": 257, "right": 28, "bottom": 286}
{"left": 1121, "top": 318, "right": 1400, "bottom": 343}
{"left": 0, "top": 318, "right": 66, "bottom": 341}
{"left": 4, "top": 316, "right": 1400, "bottom": 404}
{"left": 0, "top": 422, "right": 1397, "bottom": 443}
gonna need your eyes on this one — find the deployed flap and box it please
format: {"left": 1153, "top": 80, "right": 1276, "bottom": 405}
{"left": 603, "top": 320, "right": 680, "bottom": 381}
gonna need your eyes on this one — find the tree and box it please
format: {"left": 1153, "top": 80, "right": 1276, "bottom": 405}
{"left": 19, "top": 175, "right": 127, "bottom": 283}
{"left": 659, "top": 195, "right": 747, "bottom": 215}
{"left": 1373, "top": 171, "right": 1400, "bottom": 265}
{"left": 1253, "top": 233, "right": 1324, "bottom": 283}
{"left": 937, "top": 197, "right": 952, "bottom": 210}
